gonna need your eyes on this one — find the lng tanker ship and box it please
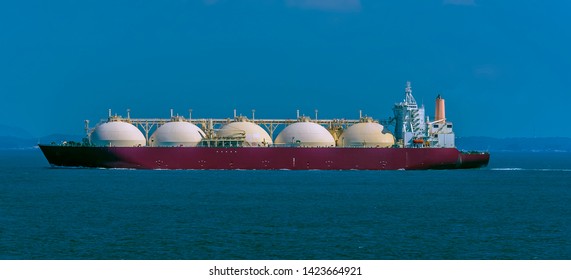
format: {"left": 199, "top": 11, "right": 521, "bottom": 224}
{"left": 39, "top": 82, "right": 490, "bottom": 170}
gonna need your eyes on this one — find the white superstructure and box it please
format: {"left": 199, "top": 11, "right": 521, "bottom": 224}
{"left": 392, "top": 82, "right": 455, "bottom": 148}
{"left": 393, "top": 81, "right": 427, "bottom": 147}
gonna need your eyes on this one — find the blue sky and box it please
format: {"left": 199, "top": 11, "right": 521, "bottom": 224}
{"left": 1, "top": 0, "right": 570, "bottom": 137}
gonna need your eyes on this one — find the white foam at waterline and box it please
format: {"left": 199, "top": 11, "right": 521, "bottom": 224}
{"left": 491, "top": 168, "right": 571, "bottom": 172}
{"left": 535, "top": 169, "right": 571, "bottom": 172}
{"left": 491, "top": 168, "right": 523, "bottom": 171}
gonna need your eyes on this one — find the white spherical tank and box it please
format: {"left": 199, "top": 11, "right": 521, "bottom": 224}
{"left": 275, "top": 121, "right": 335, "bottom": 147}
{"left": 339, "top": 121, "right": 395, "bottom": 147}
{"left": 91, "top": 121, "right": 146, "bottom": 147}
{"left": 217, "top": 121, "right": 273, "bottom": 146}
{"left": 150, "top": 121, "right": 205, "bottom": 147}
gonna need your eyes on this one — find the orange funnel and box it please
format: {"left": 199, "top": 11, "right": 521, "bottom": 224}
{"left": 435, "top": 94, "right": 445, "bottom": 121}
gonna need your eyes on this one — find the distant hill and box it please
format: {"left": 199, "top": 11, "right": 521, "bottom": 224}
{"left": 456, "top": 137, "right": 571, "bottom": 152}
{"left": 0, "top": 134, "right": 82, "bottom": 150}
{"left": 0, "top": 136, "right": 38, "bottom": 149}
{"left": 0, "top": 124, "right": 35, "bottom": 139}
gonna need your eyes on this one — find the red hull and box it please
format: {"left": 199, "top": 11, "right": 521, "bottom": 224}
{"left": 38, "top": 145, "right": 489, "bottom": 170}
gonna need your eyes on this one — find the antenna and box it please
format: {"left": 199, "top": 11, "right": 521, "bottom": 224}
{"left": 84, "top": 120, "right": 90, "bottom": 137}
{"left": 405, "top": 81, "right": 417, "bottom": 105}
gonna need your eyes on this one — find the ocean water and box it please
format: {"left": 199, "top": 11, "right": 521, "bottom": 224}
{"left": 0, "top": 149, "right": 570, "bottom": 260}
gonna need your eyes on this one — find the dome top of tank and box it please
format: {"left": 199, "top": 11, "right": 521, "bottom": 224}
{"left": 90, "top": 120, "right": 146, "bottom": 147}
{"left": 217, "top": 120, "right": 272, "bottom": 146}
{"left": 150, "top": 118, "right": 205, "bottom": 147}
{"left": 339, "top": 117, "right": 394, "bottom": 148}
{"left": 275, "top": 117, "right": 335, "bottom": 147}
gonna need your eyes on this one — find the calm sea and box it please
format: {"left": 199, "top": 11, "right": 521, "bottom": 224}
{"left": 0, "top": 149, "right": 570, "bottom": 260}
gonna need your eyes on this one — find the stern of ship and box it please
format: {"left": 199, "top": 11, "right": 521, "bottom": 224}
{"left": 457, "top": 151, "right": 490, "bottom": 169}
